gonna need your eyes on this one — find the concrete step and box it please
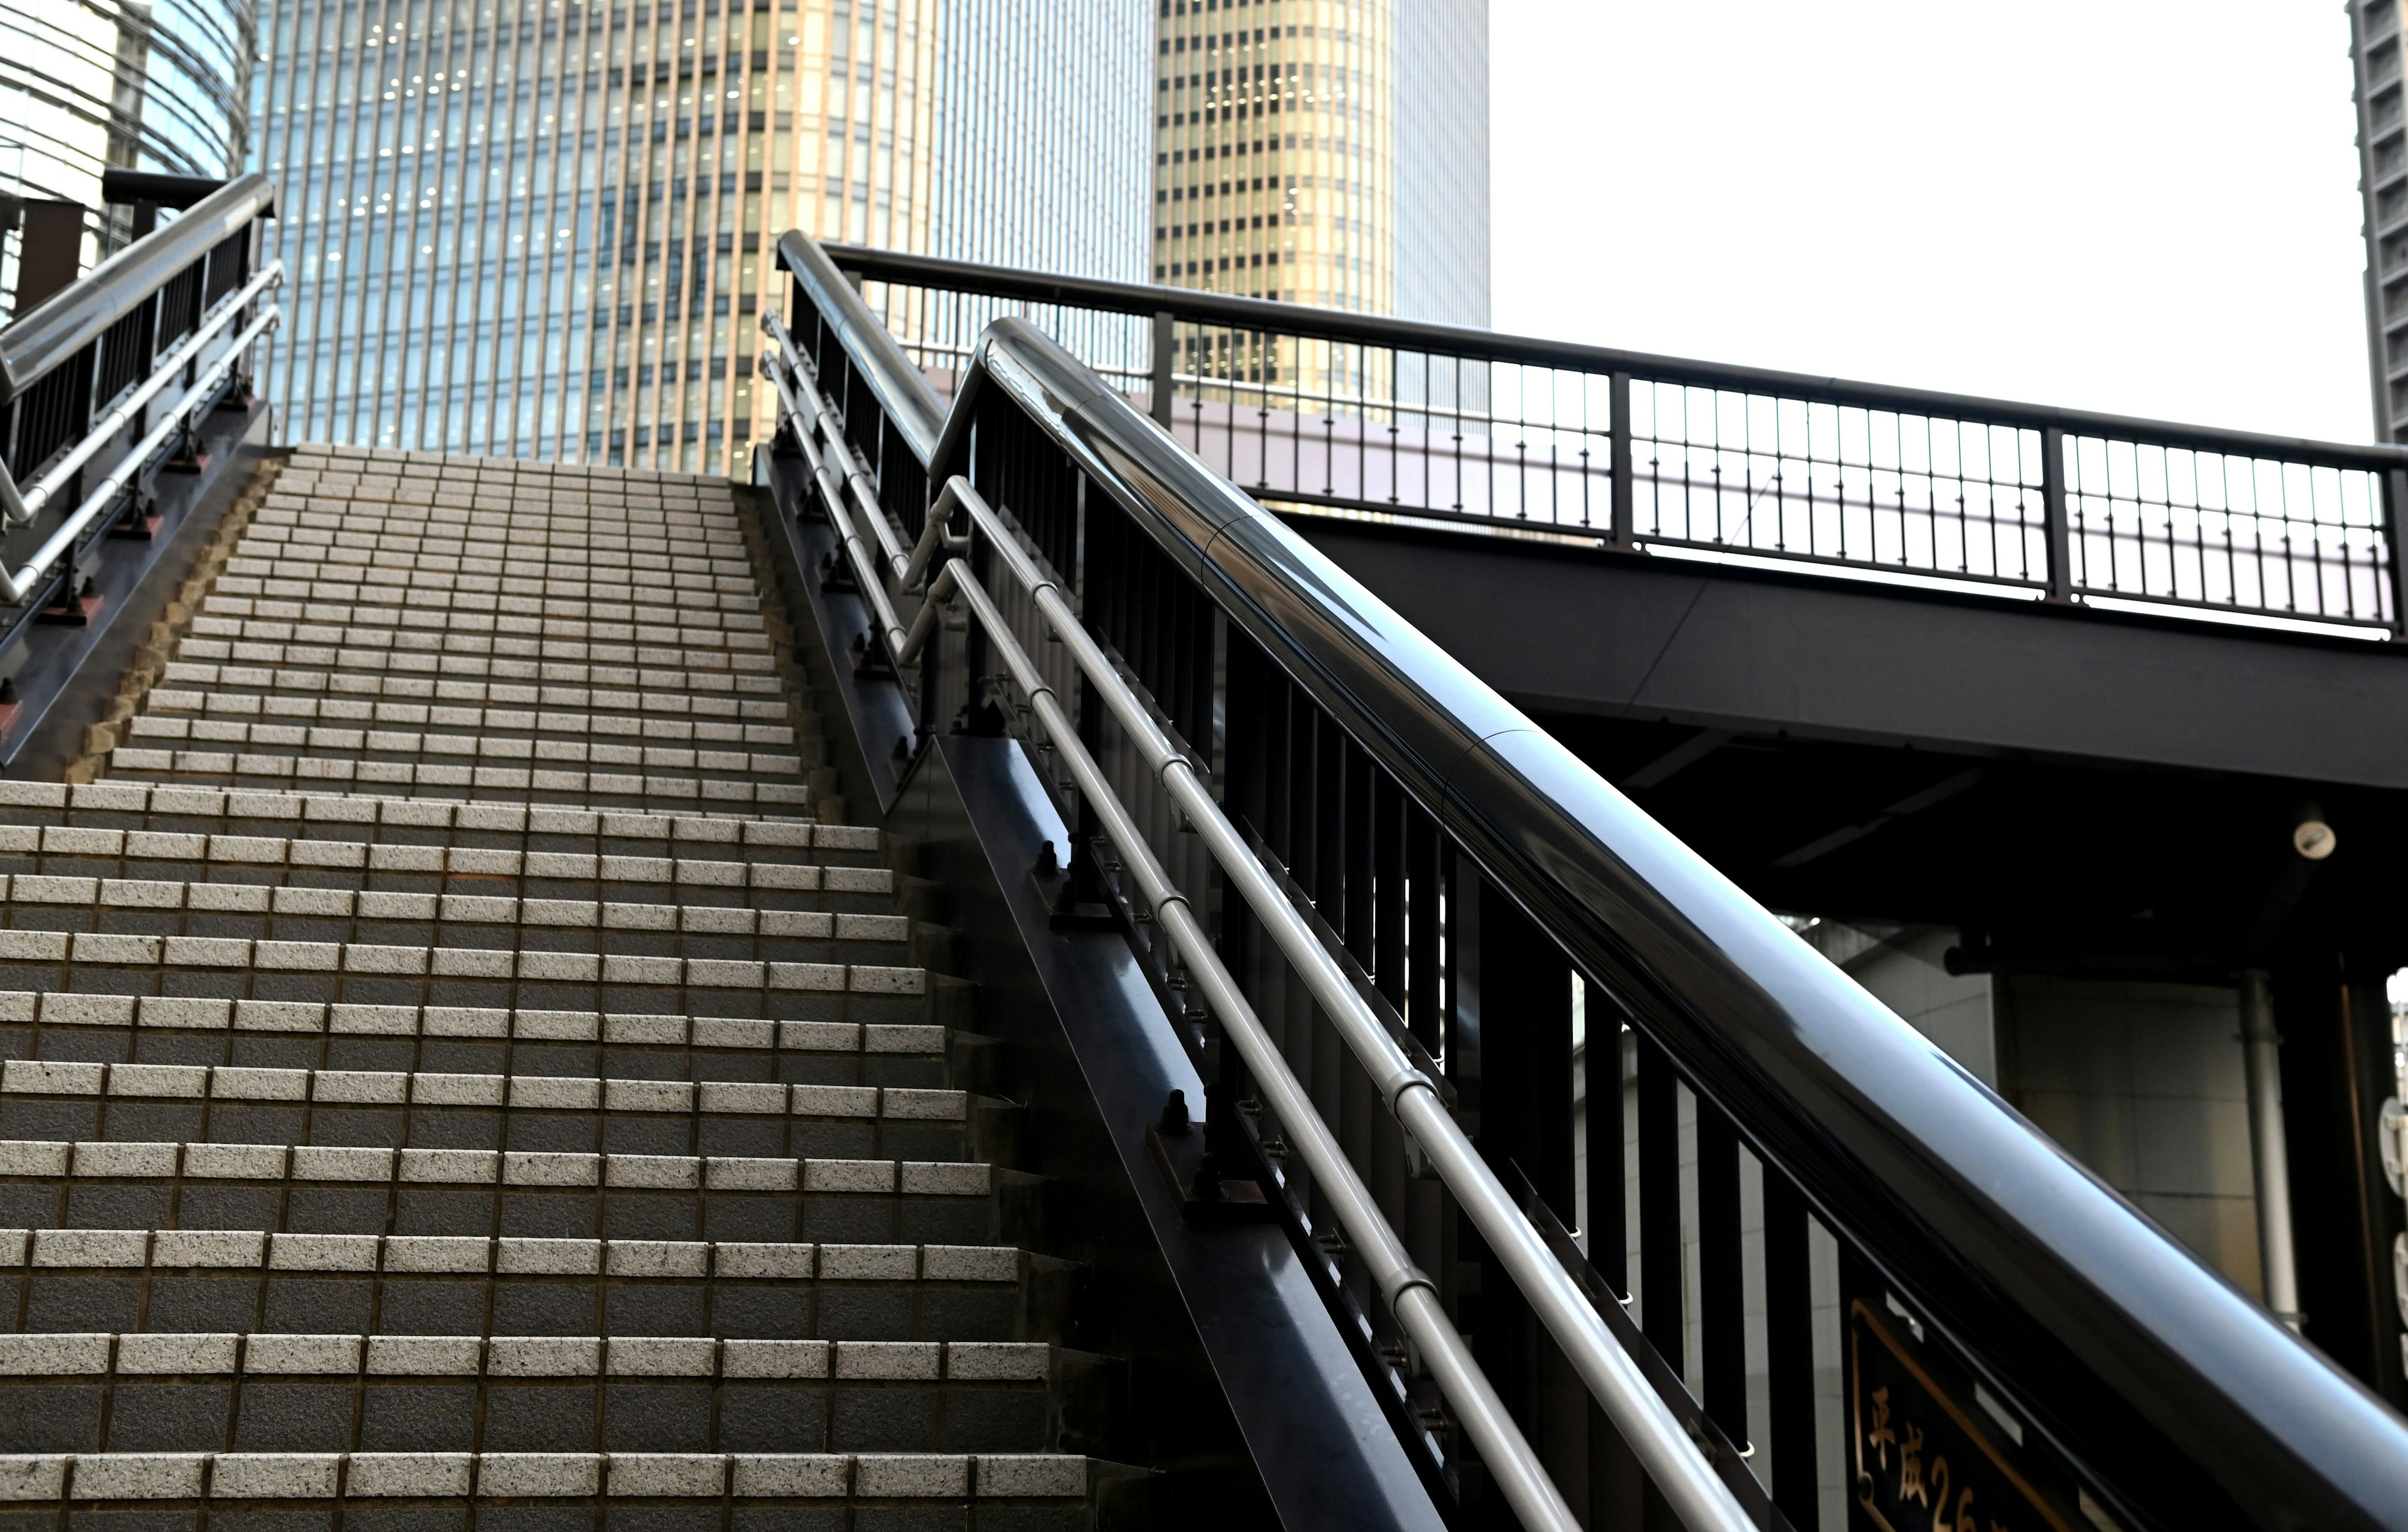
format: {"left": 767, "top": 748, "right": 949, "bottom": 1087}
{"left": 172, "top": 642, "right": 784, "bottom": 695}
{"left": 0, "top": 878, "right": 907, "bottom": 946}
{"left": 0, "top": 784, "right": 864, "bottom": 859}
{"left": 139, "top": 692, "right": 799, "bottom": 745}
{"left": 0, "top": 1062, "right": 983, "bottom": 1164}
{"left": 0, "top": 848, "right": 892, "bottom": 912}
{"left": 0, "top": 924, "right": 922, "bottom": 1004}
{"left": 0, "top": 1046, "right": 969, "bottom": 1129}
{"left": 0, "top": 1138, "right": 1017, "bottom": 1245}
{"left": 0, "top": 995, "right": 953, "bottom": 1086}
{"left": 101, "top": 751, "right": 814, "bottom": 808}
{"left": 192, "top": 594, "right": 764, "bottom": 652}
{"left": 0, "top": 873, "right": 902, "bottom": 941}
{"left": 0, "top": 1331, "right": 1101, "bottom": 1457}
{"left": 156, "top": 663, "right": 796, "bottom": 717}
{"left": 120, "top": 720, "right": 805, "bottom": 774}
{"left": 0, "top": 1450, "right": 1125, "bottom": 1524}
{"left": 186, "top": 615, "right": 778, "bottom": 676}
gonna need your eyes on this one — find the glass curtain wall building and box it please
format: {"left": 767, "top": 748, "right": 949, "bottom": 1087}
{"left": 1151, "top": 0, "right": 1488, "bottom": 325}
{"left": 0, "top": 0, "right": 255, "bottom": 319}
{"left": 253, "top": 0, "right": 1149, "bottom": 475}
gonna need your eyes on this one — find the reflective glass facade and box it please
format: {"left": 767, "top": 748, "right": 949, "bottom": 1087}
{"left": 0, "top": 0, "right": 255, "bottom": 319}
{"left": 1151, "top": 0, "right": 1487, "bottom": 325}
{"left": 254, "top": 0, "right": 1148, "bottom": 477}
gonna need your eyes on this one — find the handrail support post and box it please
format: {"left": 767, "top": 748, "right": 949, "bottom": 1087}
{"left": 2383, "top": 468, "right": 2408, "bottom": 638}
{"left": 2042, "top": 426, "right": 2073, "bottom": 602}
{"left": 1151, "top": 309, "right": 1175, "bottom": 430}
{"left": 1608, "top": 371, "right": 1634, "bottom": 549}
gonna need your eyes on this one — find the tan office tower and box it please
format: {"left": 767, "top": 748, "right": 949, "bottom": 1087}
{"left": 2353, "top": 0, "right": 2408, "bottom": 440}
{"left": 1151, "top": 0, "right": 1488, "bottom": 327}
{"left": 253, "top": 0, "right": 1149, "bottom": 475}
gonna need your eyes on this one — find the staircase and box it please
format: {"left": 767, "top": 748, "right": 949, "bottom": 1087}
{"left": 0, "top": 445, "right": 1127, "bottom": 1524}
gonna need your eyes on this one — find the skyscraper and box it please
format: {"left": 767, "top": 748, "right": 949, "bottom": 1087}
{"left": 0, "top": 0, "right": 254, "bottom": 318}
{"left": 1150, "top": 0, "right": 1489, "bottom": 326}
{"left": 251, "top": 0, "right": 1148, "bottom": 476}
{"left": 2352, "top": 0, "right": 2408, "bottom": 440}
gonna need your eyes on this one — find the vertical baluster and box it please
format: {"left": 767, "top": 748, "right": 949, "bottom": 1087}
{"left": 1696, "top": 1106, "right": 1748, "bottom": 1448}
{"left": 1636, "top": 1032, "right": 1684, "bottom": 1368}
{"left": 1405, "top": 807, "right": 1442, "bottom": 1059}
{"left": 1763, "top": 1167, "right": 1820, "bottom": 1529}
{"left": 1372, "top": 775, "right": 1406, "bottom": 1014}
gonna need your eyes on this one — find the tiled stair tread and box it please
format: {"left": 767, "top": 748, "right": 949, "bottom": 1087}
{"left": 187, "top": 613, "right": 773, "bottom": 657}
{"left": 0, "top": 1140, "right": 993, "bottom": 1193}
{"left": 134, "top": 707, "right": 800, "bottom": 753}
{"left": 159, "top": 664, "right": 791, "bottom": 712}
{"left": 193, "top": 621, "right": 774, "bottom": 666}
{"left": 174, "top": 645, "right": 783, "bottom": 694}
{"left": 0, "top": 879, "right": 904, "bottom": 936}
{"left": 211, "top": 579, "right": 761, "bottom": 619}
{"left": 247, "top": 526, "right": 748, "bottom": 561}
{"left": 0, "top": 1333, "right": 1055, "bottom": 1378}
{"left": 235, "top": 548, "right": 756, "bottom": 583}
{"left": 4, "top": 993, "right": 939, "bottom": 1050}
{"left": 112, "top": 742, "right": 805, "bottom": 779}
{"left": 0, "top": 1231, "right": 1018, "bottom": 1280}
{"left": 0, "top": 1060, "right": 961, "bottom": 1117}
{"left": 105, "top": 752, "right": 816, "bottom": 806}
{"left": 154, "top": 677, "right": 793, "bottom": 722}
{"left": 125, "top": 718, "right": 804, "bottom": 763}
{"left": 0, "top": 845, "right": 886, "bottom": 895}
{"left": 0, "top": 928, "right": 922, "bottom": 992}
{"left": 268, "top": 501, "right": 740, "bottom": 526}
{"left": 200, "top": 597, "right": 764, "bottom": 638}
{"left": 0, "top": 1452, "right": 1103, "bottom": 1503}
{"left": 0, "top": 781, "right": 856, "bottom": 844}
{"left": 226, "top": 554, "right": 759, "bottom": 589}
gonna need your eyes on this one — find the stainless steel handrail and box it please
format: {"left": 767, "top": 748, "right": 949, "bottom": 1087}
{"left": 0, "top": 173, "right": 277, "bottom": 404}
{"left": 759, "top": 317, "right": 1755, "bottom": 1532}
{"left": 0, "top": 261, "right": 284, "bottom": 529}
{"left": 901, "top": 494, "right": 1581, "bottom": 1532}
{"left": 0, "top": 288, "right": 282, "bottom": 603}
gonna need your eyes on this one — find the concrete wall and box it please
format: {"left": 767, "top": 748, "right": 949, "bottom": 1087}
{"left": 1996, "top": 975, "right": 2261, "bottom": 1297}
{"left": 1805, "top": 922, "right": 2263, "bottom": 1299}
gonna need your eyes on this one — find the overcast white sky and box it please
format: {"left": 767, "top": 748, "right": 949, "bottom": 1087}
{"left": 1489, "top": 2, "right": 2374, "bottom": 444}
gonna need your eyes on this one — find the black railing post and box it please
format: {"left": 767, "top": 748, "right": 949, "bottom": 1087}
{"left": 1763, "top": 1168, "right": 1819, "bottom": 1528}
{"left": 1635, "top": 1033, "right": 1683, "bottom": 1367}
{"left": 1608, "top": 371, "right": 1634, "bottom": 549}
{"left": 2042, "top": 425, "right": 2073, "bottom": 601}
{"left": 1151, "top": 309, "right": 1175, "bottom": 430}
{"left": 2383, "top": 467, "right": 2408, "bottom": 637}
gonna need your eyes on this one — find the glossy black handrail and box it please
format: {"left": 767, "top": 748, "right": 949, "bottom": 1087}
{"left": 0, "top": 172, "right": 275, "bottom": 405}
{"left": 822, "top": 240, "right": 2408, "bottom": 472}
{"left": 781, "top": 232, "right": 947, "bottom": 466}
{"left": 784, "top": 246, "right": 2408, "bottom": 1528}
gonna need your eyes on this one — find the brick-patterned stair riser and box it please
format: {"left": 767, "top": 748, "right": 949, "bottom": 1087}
{"left": 186, "top": 616, "right": 781, "bottom": 680}
{"left": 0, "top": 996, "right": 949, "bottom": 1077}
{"left": 0, "top": 1062, "right": 980, "bottom": 1163}
{"left": 0, "top": 783, "right": 869, "bottom": 858}
{"left": 0, "top": 1139, "right": 1012, "bottom": 1244}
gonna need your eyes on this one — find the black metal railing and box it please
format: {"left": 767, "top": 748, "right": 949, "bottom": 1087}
{"left": 821, "top": 242, "right": 2408, "bottom": 637}
{"left": 772, "top": 229, "right": 2408, "bottom": 1532}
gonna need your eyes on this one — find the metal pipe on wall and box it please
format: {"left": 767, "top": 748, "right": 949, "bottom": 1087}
{"left": 2241, "top": 969, "right": 2304, "bottom": 1331}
